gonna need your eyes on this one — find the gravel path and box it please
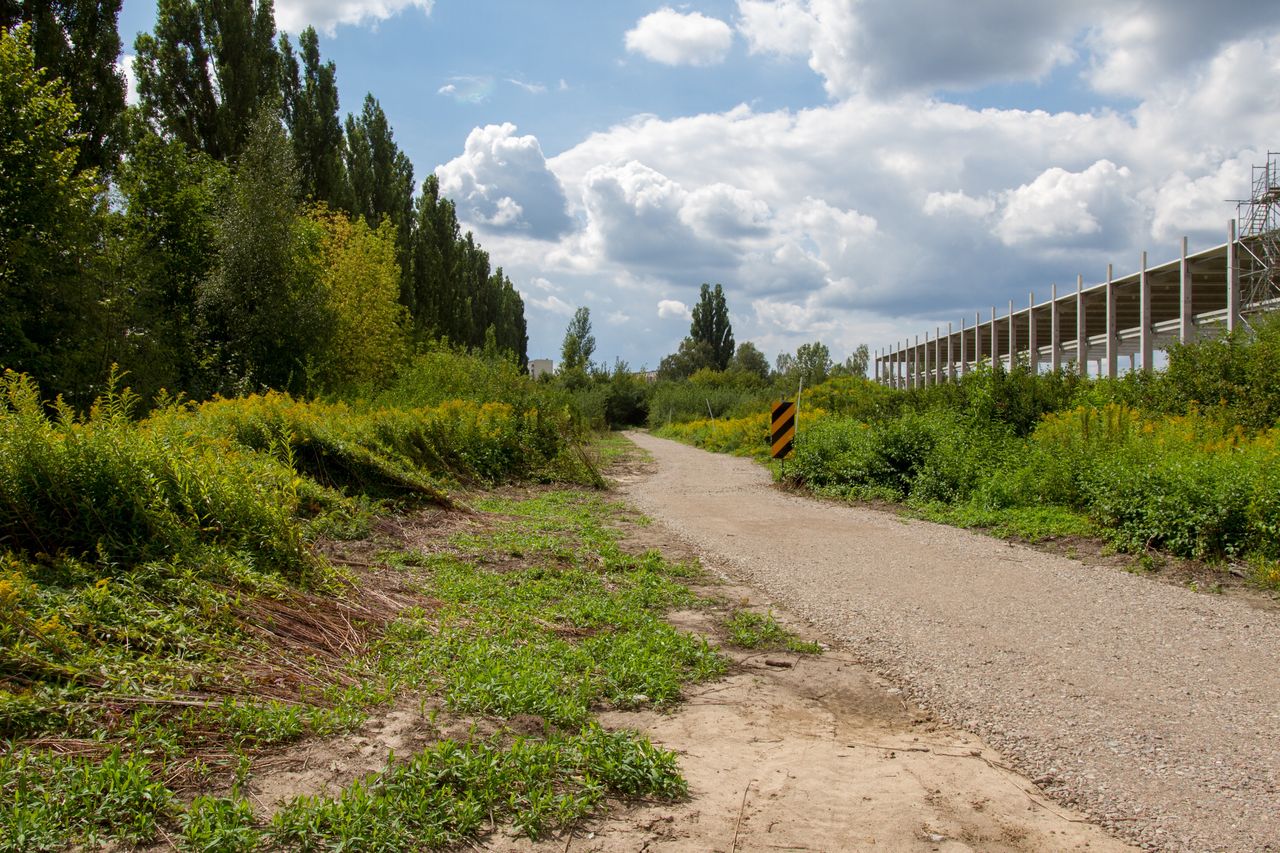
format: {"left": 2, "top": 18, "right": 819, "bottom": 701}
{"left": 621, "top": 431, "right": 1280, "bottom": 852}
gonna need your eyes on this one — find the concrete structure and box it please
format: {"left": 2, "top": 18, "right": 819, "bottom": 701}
{"left": 528, "top": 358, "right": 554, "bottom": 379}
{"left": 875, "top": 221, "right": 1279, "bottom": 385}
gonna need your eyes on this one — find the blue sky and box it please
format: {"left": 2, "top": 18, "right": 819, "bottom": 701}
{"left": 119, "top": 0, "right": 1280, "bottom": 370}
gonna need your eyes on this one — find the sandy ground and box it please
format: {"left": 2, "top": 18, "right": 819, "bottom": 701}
{"left": 612, "top": 431, "right": 1280, "bottom": 853}
{"left": 247, "top": 474, "right": 1133, "bottom": 853}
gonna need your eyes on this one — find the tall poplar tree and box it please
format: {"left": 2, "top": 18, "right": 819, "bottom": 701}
{"left": 280, "top": 26, "right": 349, "bottom": 209}
{"left": 345, "top": 94, "right": 413, "bottom": 298}
{"left": 690, "top": 282, "right": 734, "bottom": 370}
{"left": 133, "top": 0, "right": 279, "bottom": 161}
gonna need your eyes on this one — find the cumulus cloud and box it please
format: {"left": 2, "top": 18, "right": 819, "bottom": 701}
{"left": 276, "top": 0, "right": 433, "bottom": 36}
{"left": 993, "top": 160, "right": 1140, "bottom": 249}
{"left": 625, "top": 7, "right": 734, "bottom": 67}
{"left": 448, "top": 5, "right": 1280, "bottom": 368}
{"left": 733, "top": 0, "right": 1280, "bottom": 100}
{"left": 436, "top": 123, "right": 574, "bottom": 240}
{"left": 657, "top": 299, "right": 691, "bottom": 319}
{"left": 736, "top": 0, "right": 815, "bottom": 56}
{"left": 923, "top": 190, "right": 996, "bottom": 219}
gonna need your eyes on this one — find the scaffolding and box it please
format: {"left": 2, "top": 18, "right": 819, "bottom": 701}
{"left": 1235, "top": 151, "right": 1280, "bottom": 322}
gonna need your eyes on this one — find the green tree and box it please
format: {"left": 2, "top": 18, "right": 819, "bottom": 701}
{"left": 657, "top": 337, "right": 715, "bottom": 381}
{"left": 133, "top": 0, "right": 280, "bottom": 161}
{"left": 832, "top": 344, "right": 870, "bottom": 378}
{"left": 0, "top": 0, "right": 127, "bottom": 172}
{"left": 199, "top": 107, "right": 328, "bottom": 392}
{"left": 690, "top": 283, "right": 734, "bottom": 370}
{"left": 113, "top": 129, "right": 227, "bottom": 399}
{"left": 793, "top": 341, "right": 832, "bottom": 386}
{"left": 0, "top": 25, "right": 105, "bottom": 401}
{"left": 345, "top": 93, "right": 413, "bottom": 297}
{"left": 730, "top": 341, "right": 770, "bottom": 381}
{"left": 304, "top": 205, "right": 408, "bottom": 390}
{"left": 408, "top": 175, "right": 461, "bottom": 342}
{"left": 280, "top": 26, "right": 349, "bottom": 209}
{"left": 561, "top": 306, "right": 595, "bottom": 373}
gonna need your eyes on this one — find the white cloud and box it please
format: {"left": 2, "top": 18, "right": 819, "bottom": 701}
{"left": 524, "top": 293, "right": 575, "bottom": 317}
{"left": 118, "top": 54, "right": 138, "bottom": 106}
{"left": 437, "top": 76, "right": 495, "bottom": 104}
{"left": 923, "top": 190, "right": 996, "bottom": 219}
{"left": 447, "top": 8, "right": 1280, "bottom": 368}
{"left": 436, "top": 123, "right": 574, "bottom": 240}
{"left": 993, "top": 160, "right": 1139, "bottom": 248}
{"left": 625, "top": 7, "right": 734, "bottom": 67}
{"left": 507, "top": 78, "right": 547, "bottom": 95}
{"left": 275, "top": 0, "right": 433, "bottom": 36}
{"left": 658, "top": 299, "right": 691, "bottom": 319}
{"left": 736, "top": 0, "right": 815, "bottom": 56}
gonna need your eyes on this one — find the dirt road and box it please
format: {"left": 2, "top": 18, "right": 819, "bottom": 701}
{"left": 620, "top": 431, "right": 1280, "bottom": 852}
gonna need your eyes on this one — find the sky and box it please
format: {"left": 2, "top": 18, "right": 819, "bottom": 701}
{"left": 117, "top": 0, "right": 1280, "bottom": 370}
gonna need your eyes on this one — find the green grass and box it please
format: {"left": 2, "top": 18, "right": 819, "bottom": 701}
{"left": 909, "top": 502, "right": 1097, "bottom": 542}
{"left": 722, "top": 609, "right": 822, "bottom": 655}
{"left": 2, "top": 484, "right": 725, "bottom": 849}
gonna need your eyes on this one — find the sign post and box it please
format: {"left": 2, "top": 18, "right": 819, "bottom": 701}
{"left": 771, "top": 399, "right": 797, "bottom": 475}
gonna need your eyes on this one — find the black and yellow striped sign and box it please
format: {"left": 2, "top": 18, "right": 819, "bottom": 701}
{"left": 771, "top": 400, "right": 796, "bottom": 459}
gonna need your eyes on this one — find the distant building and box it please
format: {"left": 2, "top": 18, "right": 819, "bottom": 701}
{"left": 529, "top": 358, "right": 554, "bottom": 379}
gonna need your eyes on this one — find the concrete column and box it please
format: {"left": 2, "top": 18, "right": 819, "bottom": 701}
{"left": 959, "top": 318, "right": 968, "bottom": 377}
{"left": 1050, "top": 283, "right": 1061, "bottom": 372}
{"left": 913, "top": 335, "right": 920, "bottom": 389}
{"left": 934, "top": 327, "right": 942, "bottom": 384}
{"left": 989, "top": 307, "right": 997, "bottom": 371}
{"left": 947, "top": 322, "right": 955, "bottom": 381}
{"left": 1179, "top": 236, "right": 1193, "bottom": 344}
{"left": 1027, "top": 291, "right": 1038, "bottom": 374}
{"left": 1076, "top": 275, "right": 1087, "bottom": 376}
{"left": 1227, "top": 218, "right": 1240, "bottom": 333}
{"left": 874, "top": 349, "right": 880, "bottom": 384}
{"left": 1007, "top": 299, "right": 1016, "bottom": 370}
{"left": 1140, "top": 251, "right": 1152, "bottom": 371}
{"left": 924, "top": 330, "right": 932, "bottom": 386}
{"left": 1105, "top": 263, "right": 1118, "bottom": 379}
{"left": 975, "top": 311, "right": 982, "bottom": 367}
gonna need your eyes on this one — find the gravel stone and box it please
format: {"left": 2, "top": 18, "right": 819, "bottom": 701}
{"left": 622, "top": 431, "right": 1280, "bottom": 853}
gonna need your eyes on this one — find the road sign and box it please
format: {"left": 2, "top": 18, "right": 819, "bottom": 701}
{"left": 771, "top": 400, "right": 796, "bottom": 459}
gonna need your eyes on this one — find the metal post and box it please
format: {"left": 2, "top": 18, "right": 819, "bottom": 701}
{"left": 1140, "top": 251, "right": 1152, "bottom": 371}
{"left": 1050, "top": 283, "right": 1061, "bottom": 372}
{"left": 1105, "top": 263, "right": 1117, "bottom": 379}
{"left": 1179, "top": 236, "right": 1192, "bottom": 344}
{"left": 1227, "top": 218, "right": 1240, "bottom": 333}
{"left": 1076, "top": 274, "right": 1087, "bottom": 376}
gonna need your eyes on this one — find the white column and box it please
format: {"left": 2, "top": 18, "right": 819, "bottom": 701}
{"left": 989, "top": 307, "right": 997, "bottom": 371}
{"left": 1008, "top": 299, "right": 1016, "bottom": 370}
{"left": 1027, "top": 291, "right": 1038, "bottom": 374}
{"left": 1076, "top": 275, "right": 1087, "bottom": 377}
{"left": 975, "top": 311, "right": 983, "bottom": 368}
{"left": 1179, "top": 236, "right": 1192, "bottom": 344}
{"left": 913, "top": 335, "right": 920, "bottom": 389}
{"left": 959, "top": 317, "right": 968, "bottom": 376}
{"left": 1050, "top": 283, "right": 1061, "bottom": 372}
{"left": 1140, "top": 251, "right": 1152, "bottom": 371}
{"left": 1227, "top": 218, "right": 1240, "bottom": 333}
{"left": 1105, "top": 263, "right": 1118, "bottom": 379}
{"left": 934, "top": 327, "right": 943, "bottom": 384}
{"left": 947, "top": 322, "right": 955, "bottom": 381}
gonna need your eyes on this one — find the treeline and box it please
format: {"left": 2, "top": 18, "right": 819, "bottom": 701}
{"left": 549, "top": 283, "right": 870, "bottom": 429}
{"left": 1, "top": 1, "right": 527, "bottom": 408}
